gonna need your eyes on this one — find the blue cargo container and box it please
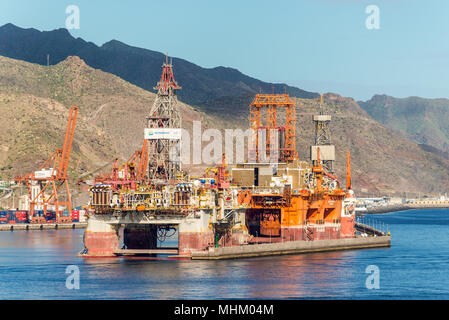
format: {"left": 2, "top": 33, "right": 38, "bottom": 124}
{"left": 0, "top": 215, "right": 7, "bottom": 224}
{"left": 34, "top": 210, "right": 44, "bottom": 217}
{"left": 63, "top": 209, "right": 70, "bottom": 217}
{"left": 0, "top": 211, "right": 10, "bottom": 224}
{"left": 45, "top": 210, "right": 56, "bottom": 221}
{"left": 7, "top": 211, "right": 16, "bottom": 222}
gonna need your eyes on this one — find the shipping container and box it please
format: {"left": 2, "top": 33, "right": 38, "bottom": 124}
{"left": 79, "top": 209, "right": 86, "bottom": 222}
{"left": 71, "top": 210, "right": 80, "bottom": 220}
{"left": 7, "top": 211, "right": 16, "bottom": 222}
{"left": 34, "top": 210, "right": 44, "bottom": 217}
{"left": 45, "top": 210, "right": 55, "bottom": 223}
{"left": 15, "top": 211, "right": 28, "bottom": 223}
{"left": 0, "top": 210, "right": 8, "bottom": 224}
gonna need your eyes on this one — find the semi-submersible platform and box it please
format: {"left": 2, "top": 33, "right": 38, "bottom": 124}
{"left": 82, "top": 58, "right": 390, "bottom": 258}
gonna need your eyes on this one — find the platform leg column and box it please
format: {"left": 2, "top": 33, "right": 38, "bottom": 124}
{"left": 82, "top": 215, "right": 119, "bottom": 257}
{"left": 341, "top": 216, "right": 355, "bottom": 238}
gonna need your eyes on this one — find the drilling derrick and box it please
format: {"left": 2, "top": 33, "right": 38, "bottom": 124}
{"left": 249, "top": 94, "right": 297, "bottom": 163}
{"left": 146, "top": 56, "right": 182, "bottom": 183}
{"left": 311, "top": 94, "right": 335, "bottom": 173}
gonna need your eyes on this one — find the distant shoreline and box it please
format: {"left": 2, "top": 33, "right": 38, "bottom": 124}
{"left": 362, "top": 204, "right": 449, "bottom": 214}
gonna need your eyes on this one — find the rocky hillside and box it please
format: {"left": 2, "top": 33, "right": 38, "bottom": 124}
{"left": 219, "top": 93, "right": 449, "bottom": 196}
{"left": 359, "top": 94, "right": 449, "bottom": 155}
{"left": 1, "top": 55, "right": 448, "bottom": 198}
{"left": 293, "top": 94, "right": 449, "bottom": 196}
{"left": 0, "top": 55, "right": 213, "bottom": 183}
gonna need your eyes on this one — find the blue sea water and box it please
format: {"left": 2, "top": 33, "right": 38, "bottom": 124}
{"left": 0, "top": 209, "right": 448, "bottom": 300}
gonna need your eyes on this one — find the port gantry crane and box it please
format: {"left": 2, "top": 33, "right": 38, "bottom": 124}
{"left": 15, "top": 106, "right": 79, "bottom": 223}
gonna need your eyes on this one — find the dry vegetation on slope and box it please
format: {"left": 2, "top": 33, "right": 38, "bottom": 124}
{"left": 294, "top": 94, "right": 449, "bottom": 196}
{"left": 1, "top": 55, "right": 448, "bottom": 198}
{"left": 0, "top": 55, "right": 213, "bottom": 182}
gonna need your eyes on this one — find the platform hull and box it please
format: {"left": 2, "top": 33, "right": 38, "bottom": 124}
{"left": 83, "top": 231, "right": 119, "bottom": 257}
{"left": 341, "top": 216, "right": 355, "bottom": 238}
{"left": 82, "top": 215, "right": 119, "bottom": 257}
{"left": 178, "top": 232, "right": 214, "bottom": 255}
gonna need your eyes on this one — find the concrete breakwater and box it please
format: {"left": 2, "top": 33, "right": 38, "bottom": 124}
{"left": 364, "top": 203, "right": 449, "bottom": 214}
{"left": 191, "top": 236, "right": 391, "bottom": 260}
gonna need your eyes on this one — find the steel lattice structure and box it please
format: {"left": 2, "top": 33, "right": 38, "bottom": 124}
{"left": 313, "top": 94, "right": 334, "bottom": 173}
{"left": 249, "top": 94, "right": 297, "bottom": 163}
{"left": 15, "top": 106, "right": 78, "bottom": 222}
{"left": 147, "top": 56, "right": 182, "bottom": 183}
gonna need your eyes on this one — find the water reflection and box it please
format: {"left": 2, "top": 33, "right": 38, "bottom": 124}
{"left": 0, "top": 229, "right": 374, "bottom": 299}
{"left": 1, "top": 210, "right": 449, "bottom": 299}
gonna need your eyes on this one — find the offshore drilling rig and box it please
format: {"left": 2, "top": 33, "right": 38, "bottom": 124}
{"left": 82, "top": 58, "right": 357, "bottom": 257}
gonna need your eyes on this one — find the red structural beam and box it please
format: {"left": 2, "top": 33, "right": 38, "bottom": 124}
{"left": 154, "top": 55, "right": 181, "bottom": 94}
{"left": 249, "top": 94, "right": 297, "bottom": 162}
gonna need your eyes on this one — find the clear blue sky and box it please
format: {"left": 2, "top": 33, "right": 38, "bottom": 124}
{"left": 0, "top": 0, "right": 448, "bottom": 101}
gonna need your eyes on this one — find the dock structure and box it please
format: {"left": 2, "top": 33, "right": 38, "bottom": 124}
{"left": 355, "top": 222, "right": 387, "bottom": 236}
{"left": 191, "top": 236, "right": 391, "bottom": 260}
{"left": 0, "top": 222, "right": 87, "bottom": 231}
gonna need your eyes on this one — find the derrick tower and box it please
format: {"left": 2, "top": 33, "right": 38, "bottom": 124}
{"left": 249, "top": 94, "right": 297, "bottom": 163}
{"left": 146, "top": 56, "right": 182, "bottom": 183}
{"left": 311, "top": 94, "right": 335, "bottom": 173}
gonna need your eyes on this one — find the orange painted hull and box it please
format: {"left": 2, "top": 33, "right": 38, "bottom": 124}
{"left": 248, "top": 192, "right": 350, "bottom": 240}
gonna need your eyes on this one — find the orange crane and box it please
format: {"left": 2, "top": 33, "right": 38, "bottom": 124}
{"left": 127, "top": 139, "right": 149, "bottom": 181}
{"left": 94, "top": 139, "right": 149, "bottom": 191}
{"left": 347, "top": 151, "right": 352, "bottom": 190}
{"left": 15, "top": 106, "right": 79, "bottom": 223}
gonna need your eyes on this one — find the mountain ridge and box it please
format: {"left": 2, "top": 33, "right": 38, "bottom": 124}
{"left": 359, "top": 94, "right": 449, "bottom": 154}
{"left": 0, "top": 23, "right": 318, "bottom": 110}
{"left": 1, "top": 54, "right": 449, "bottom": 196}
{"left": 1, "top": 23, "right": 449, "bottom": 197}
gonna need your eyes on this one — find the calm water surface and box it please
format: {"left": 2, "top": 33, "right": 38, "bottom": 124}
{"left": 1, "top": 209, "right": 449, "bottom": 299}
